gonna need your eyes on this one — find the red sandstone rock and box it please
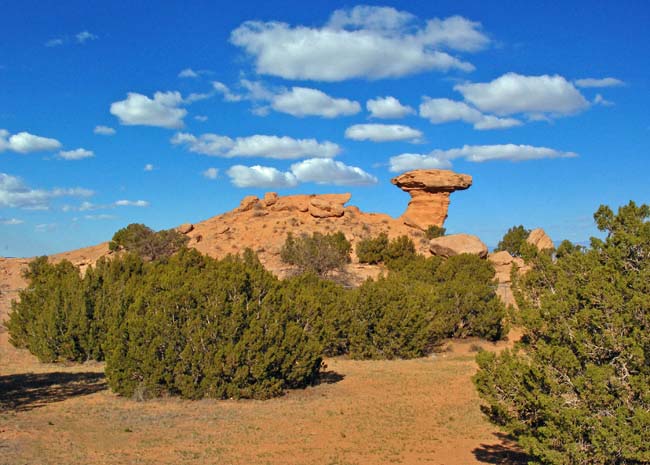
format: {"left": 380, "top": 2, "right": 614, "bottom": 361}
{"left": 429, "top": 234, "right": 488, "bottom": 259}
{"left": 391, "top": 169, "right": 472, "bottom": 230}
{"left": 526, "top": 228, "right": 554, "bottom": 251}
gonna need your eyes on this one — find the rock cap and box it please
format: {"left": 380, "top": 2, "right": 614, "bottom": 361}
{"left": 429, "top": 233, "right": 488, "bottom": 259}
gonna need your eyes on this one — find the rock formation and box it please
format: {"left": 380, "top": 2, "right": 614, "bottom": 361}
{"left": 526, "top": 228, "right": 554, "bottom": 251}
{"left": 176, "top": 223, "right": 194, "bottom": 234}
{"left": 391, "top": 169, "right": 472, "bottom": 230}
{"left": 429, "top": 234, "right": 488, "bottom": 259}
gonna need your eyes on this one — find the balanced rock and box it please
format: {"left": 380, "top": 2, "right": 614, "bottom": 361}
{"left": 488, "top": 251, "right": 515, "bottom": 283}
{"left": 526, "top": 228, "right": 554, "bottom": 251}
{"left": 429, "top": 233, "right": 488, "bottom": 259}
{"left": 391, "top": 169, "right": 472, "bottom": 230}
{"left": 176, "top": 223, "right": 194, "bottom": 234}
{"left": 308, "top": 194, "right": 350, "bottom": 218}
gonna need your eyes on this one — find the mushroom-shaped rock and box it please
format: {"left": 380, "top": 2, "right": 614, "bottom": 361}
{"left": 308, "top": 193, "right": 351, "bottom": 218}
{"left": 263, "top": 192, "right": 279, "bottom": 206}
{"left": 526, "top": 228, "right": 554, "bottom": 251}
{"left": 176, "top": 223, "right": 194, "bottom": 234}
{"left": 429, "top": 233, "right": 488, "bottom": 259}
{"left": 238, "top": 195, "right": 260, "bottom": 212}
{"left": 391, "top": 169, "right": 472, "bottom": 230}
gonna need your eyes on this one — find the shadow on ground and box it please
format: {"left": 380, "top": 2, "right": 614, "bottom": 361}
{"left": 473, "top": 433, "right": 530, "bottom": 464}
{"left": 315, "top": 370, "right": 345, "bottom": 385}
{"left": 0, "top": 371, "right": 106, "bottom": 413}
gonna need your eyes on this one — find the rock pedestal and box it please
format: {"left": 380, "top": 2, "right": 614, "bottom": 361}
{"left": 391, "top": 169, "right": 472, "bottom": 230}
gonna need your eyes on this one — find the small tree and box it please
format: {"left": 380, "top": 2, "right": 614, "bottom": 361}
{"left": 474, "top": 202, "right": 650, "bottom": 464}
{"left": 356, "top": 233, "right": 389, "bottom": 264}
{"left": 280, "top": 232, "right": 351, "bottom": 276}
{"left": 425, "top": 225, "right": 446, "bottom": 239}
{"left": 109, "top": 223, "right": 189, "bottom": 261}
{"left": 495, "top": 225, "right": 530, "bottom": 257}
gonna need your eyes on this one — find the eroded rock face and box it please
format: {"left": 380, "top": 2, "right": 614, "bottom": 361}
{"left": 429, "top": 234, "right": 488, "bottom": 259}
{"left": 176, "top": 223, "right": 194, "bottom": 234}
{"left": 526, "top": 228, "right": 554, "bottom": 251}
{"left": 391, "top": 170, "right": 472, "bottom": 230}
{"left": 238, "top": 195, "right": 260, "bottom": 212}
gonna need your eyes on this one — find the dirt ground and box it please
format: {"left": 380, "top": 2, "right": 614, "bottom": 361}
{"left": 0, "top": 320, "right": 528, "bottom": 465}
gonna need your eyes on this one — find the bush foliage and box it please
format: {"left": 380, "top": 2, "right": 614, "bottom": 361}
{"left": 424, "top": 225, "right": 446, "bottom": 239}
{"left": 280, "top": 232, "right": 351, "bottom": 276}
{"left": 109, "top": 223, "right": 189, "bottom": 261}
{"left": 474, "top": 202, "right": 650, "bottom": 464}
{"left": 495, "top": 225, "right": 530, "bottom": 257}
{"left": 356, "top": 234, "right": 416, "bottom": 267}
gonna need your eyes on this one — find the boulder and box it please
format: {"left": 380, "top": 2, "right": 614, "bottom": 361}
{"left": 238, "top": 195, "right": 260, "bottom": 212}
{"left": 176, "top": 223, "right": 194, "bottom": 234}
{"left": 309, "top": 198, "right": 344, "bottom": 218}
{"left": 489, "top": 251, "right": 514, "bottom": 284}
{"left": 263, "top": 192, "right": 279, "bottom": 207}
{"left": 429, "top": 233, "right": 488, "bottom": 259}
{"left": 526, "top": 228, "right": 554, "bottom": 251}
{"left": 391, "top": 169, "right": 472, "bottom": 230}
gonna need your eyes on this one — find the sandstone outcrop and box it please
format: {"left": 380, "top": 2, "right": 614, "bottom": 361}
{"left": 263, "top": 192, "right": 278, "bottom": 206}
{"left": 526, "top": 228, "right": 554, "bottom": 251}
{"left": 176, "top": 223, "right": 194, "bottom": 234}
{"left": 391, "top": 169, "right": 472, "bottom": 230}
{"left": 429, "top": 234, "right": 488, "bottom": 259}
{"left": 238, "top": 195, "right": 260, "bottom": 212}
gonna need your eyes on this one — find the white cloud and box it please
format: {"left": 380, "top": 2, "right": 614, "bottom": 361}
{"left": 593, "top": 94, "right": 614, "bottom": 106}
{"left": 85, "top": 214, "right": 116, "bottom": 220}
{"left": 202, "top": 167, "right": 219, "bottom": 179}
{"left": 76, "top": 31, "right": 98, "bottom": 43}
{"left": 389, "top": 153, "right": 452, "bottom": 172}
{"left": 389, "top": 143, "right": 577, "bottom": 172}
{"left": 227, "top": 165, "right": 298, "bottom": 188}
{"left": 35, "top": 223, "right": 57, "bottom": 233}
{"left": 213, "top": 81, "right": 243, "bottom": 102}
{"left": 0, "top": 218, "right": 23, "bottom": 225}
{"left": 58, "top": 148, "right": 94, "bottom": 160}
{"left": 419, "top": 97, "right": 521, "bottom": 130}
{"left": 0, "top": 173, "right": 93, "bottom": 210}
{"left": 144, "top": 163, "right": 154, "bottom": 171}
{"left": 575, "top": 77, "right": 624, "bottom": 88}
{"left": 45, "top": 38, "right": 64, "bottom": 47}
{"left": 271, "top": 87, "right": 360, "bottom": 118}
{"left": 230, "top": 6, "right": 488, "bottom": 81}
{"left": 0, "top": 129, "right": 62, "bottom": 153}
{"left": 179, "top": 68, "right": 199, "bottom": 78}
{"left": 290, "top": 158, "right": 377, "bottom": 185}
{"left": 367, "top": 96, "right": 414, "bottom": 118}
{"left": 114, "top": 200, "right": 149, "bottom": 207}
{"left": 110, "top": 91, "right": 187, "bottom": 128}
{"left": 172, "top": 132, "right": 340, "bottom": 159}
{"left": 455, "top": 73, "right": 590, "bottom": 117}
{"left": 345, "top": 124, "right": 422, "bottom": 142}
{"left": 194, "top": 115, "right": 208, "bottom": 122}
{"left": 94, "top": 125, "right": 116, "bottom": 135}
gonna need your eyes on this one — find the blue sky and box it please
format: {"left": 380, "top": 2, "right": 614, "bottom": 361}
{"left": 1, "top": 0, "right": 648, "bottom": 256}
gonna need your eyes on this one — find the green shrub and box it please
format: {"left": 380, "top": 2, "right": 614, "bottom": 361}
{"left": 280, "top": 231, "right": 351, "bottom": 276}
{"left": 495, "top": 225, "right": 530, "bottom": 257}
{"left": 424, "top": 225, "right": 446, "bottom": 239}
{"left": 474, "top": 202, "right": 650, "bottom": 464}
{"left": 348, "top": 274, "right": 434, "bottom": 360}
{"left": 356, "top": 233, "right": 389, "bottom": 264}
{"left": 386, "top": 254, "right": 442, "bottom": 284}
{"left": 104, "top": 249, "right": 322, "bottom": 400}
{"left": 109, "top": 223, "right": 189, "bottom": 261}
{"left": 6, "top": 257, "right": 92, "bottom": 362}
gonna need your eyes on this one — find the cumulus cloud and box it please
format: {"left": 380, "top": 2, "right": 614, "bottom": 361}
{"left": 419, "top": 97, "right": 521, "bottom": 130}
{"left": 230, "top": 6, "right": 488, "bottom": 81}
{"left": 0, "top": 129, "right": 62, "bottom": 153}
{"left": 110, "top": 91, "right": 188, "bottom": 128}
{"left": 389, "top": 144, "right": 577, "bottom": 172}
{"left": 345, "top": 124, "right": 422, "bottom": 142}
{"left": 455, "top": 73, "right": 590, "bottom": 117}
{"left": 45, "top": 38, "right": 64, "bottom": 47}
{"left": 144, "top": 163, "right": 155, "bottom": 171}
{"left": 366, "top": 96, "right": 414, "bottom": 118}
{"left": 290, "top": 158, "right": 377, "bottom": 185}
{"left": 213, "top": 81, "right": 243, "bottom": 102}
{"left": 271, "top": 87, "right": 360, "bottom": 118}
{"left": 94, "top": 125, "right": 116, "bottom": 135}
{"left": 227, "top": 165, "right": 298, "bottom": 188}
{"left": 58, "top": 148, "right": 94, "bottom": 160}
{"left": 202, "top": 167, "right": 219, "bottom": 179}
{"left": 575, "top": 77, "right": 624, "bottom": 88}
{"left": 172, "top": 132, "right": 341, "bottom": 159}
{"left": 0, "top": 218, "right": 23, "bottom": 225}
{"left": 194, "top": 115, "right": 208, "bottom": 122}
{"left": 0, "top": 173, "right": 93, "bottom": 210}
{"left": 227, "top": 158, "right": 377, "bottom": 188}
{"left": 593, "top": 94, "right": 614, "bottom": 106}
{"left": 114, "top": 200, "right": 149, "bottom": 207}
{"left": 76, "top": 31, "right": 98, "bottom": 43}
